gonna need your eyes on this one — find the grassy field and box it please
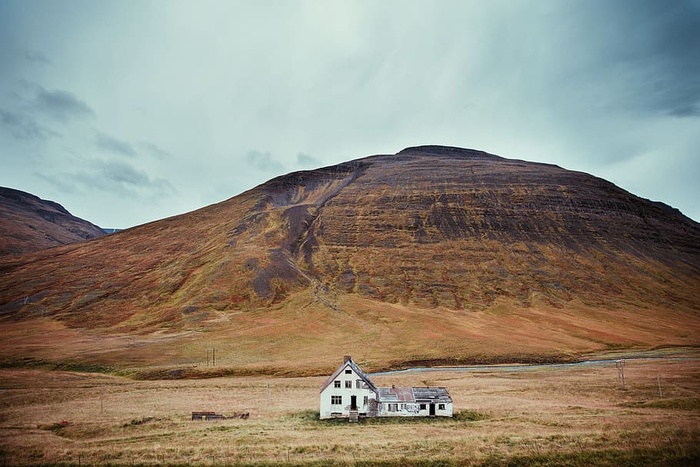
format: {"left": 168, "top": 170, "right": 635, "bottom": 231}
{"left": 0, "top": 350, "right": 698, "bottom": 466}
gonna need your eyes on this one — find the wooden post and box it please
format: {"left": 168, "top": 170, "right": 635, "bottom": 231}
{"left": 616, "top": 359, "right": 625, "bottom": 389}
{"left": 206, "top": 348, "right": 217, "bottom": 366}
{"left": 100, "top": 386, "right": 104, "bottom": 415}
{"left": 657, "top": 376, "right": 663, "bottom": 398}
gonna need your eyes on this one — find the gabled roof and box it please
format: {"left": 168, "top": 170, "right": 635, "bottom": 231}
{"left": 320, "top": 357, "right": 378, "bottom": 393}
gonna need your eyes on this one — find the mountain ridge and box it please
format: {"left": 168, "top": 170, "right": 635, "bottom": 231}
{"left": 0, "top": 186, "right": 106, "bottom": 257}
{"left": 0, "top": 146, "right": 698, "bottom": 373}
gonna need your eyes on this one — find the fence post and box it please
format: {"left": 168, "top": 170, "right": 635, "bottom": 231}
{"left": 616, "top": 359, "right": 625, "bottom": 389}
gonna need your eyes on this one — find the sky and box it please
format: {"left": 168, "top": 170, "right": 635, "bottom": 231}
{"left": 1, "top": 0, "right": 699, "bottom": 228}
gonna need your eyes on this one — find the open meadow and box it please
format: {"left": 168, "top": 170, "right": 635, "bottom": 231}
{"left": 1, "top": 349, "right": 699, "bottom": 466}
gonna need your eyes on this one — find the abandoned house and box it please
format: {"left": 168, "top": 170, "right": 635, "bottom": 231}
{"left": 319, "top": 356, "right": 453, "bottom": 420}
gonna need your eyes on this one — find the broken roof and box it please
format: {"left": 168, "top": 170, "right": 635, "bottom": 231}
{"left": 378, "top": 387, "right": 452, "bottom": 403}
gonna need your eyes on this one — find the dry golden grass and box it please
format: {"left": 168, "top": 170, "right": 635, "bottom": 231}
{"left": 1, "top": 291, "right": 698, "bottom": 378}
{"left": 1, "top": 350, "right": 698, "bottom": 465}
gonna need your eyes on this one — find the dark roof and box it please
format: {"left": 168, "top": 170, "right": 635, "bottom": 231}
{"left": 320, "top": 357, "right": 378, "bottom": 393}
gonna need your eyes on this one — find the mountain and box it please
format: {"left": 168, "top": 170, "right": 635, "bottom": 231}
{"left": 0, "top": 187, "right": 106, "bottom": 256}
{"left": 1, "top": 146, "right": 698, "bottom": 375}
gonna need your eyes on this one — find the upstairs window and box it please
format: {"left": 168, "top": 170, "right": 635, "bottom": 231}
{"left": 345, "top": 381, "right": 352, "bottom": 388}
{"left": 331, "top": 395, "right": 342, "bottom": 405}
{"left": 345, "top": 369, "right": 352, "bottom": 374}
{"left": 334, "top": 381, "right": 341, "bottom": 388}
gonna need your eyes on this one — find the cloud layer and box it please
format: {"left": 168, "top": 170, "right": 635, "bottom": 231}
{"left": 0, "top": 0, "right": 698, "bottom": 228}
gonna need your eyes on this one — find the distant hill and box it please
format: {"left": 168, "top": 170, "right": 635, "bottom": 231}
{"left": 0, "top": 146, "right": 698, "bottom": 375}
{"left": 0, "top": 187, "right": 105, "bottom": 256}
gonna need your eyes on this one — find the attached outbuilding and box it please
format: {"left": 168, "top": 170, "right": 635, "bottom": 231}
{"left": 319, "top": 356, "right": 453, "bottom": 420}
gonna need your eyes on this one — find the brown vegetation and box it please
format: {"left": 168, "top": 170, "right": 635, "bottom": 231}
{"left": 0, "top": 146, "right": 699, "bottom": 374}
{"left": 0, "top": 350, "right": 698, "bottom": 465}
{"left": 0, "top": 187, "right": 105, "bottom": 256}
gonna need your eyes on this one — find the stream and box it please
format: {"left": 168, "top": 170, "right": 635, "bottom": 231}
{"left": 369, "top": 351, "right": 698, "bottom": 377}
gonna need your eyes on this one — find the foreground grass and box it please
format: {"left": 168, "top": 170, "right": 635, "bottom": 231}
{"left": 1, "top": 353, "right": 698, "bottom": 466}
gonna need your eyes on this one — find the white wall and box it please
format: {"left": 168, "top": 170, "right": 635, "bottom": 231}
{"left": 319, "top": 365, "right": 377, "bottom": 419}
{"left": 377, "top": 402, "right": 453, "bottom": 417}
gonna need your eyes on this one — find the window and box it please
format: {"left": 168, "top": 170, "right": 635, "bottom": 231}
{"left": 420, "top": 404, "right": 426, "bottom": 410}
{"left": 334, "top": 381, "right": 341, "bottom": 388}
{"left": 356, "top": 380, "right": 362, "bottom": 389}
{"left": 331, "top": 395, "right": 342, "bottom": 405}
{"left": 345, "top": 369, "right": 352, "bottom": 374}
{"left": 438, "top": 404, "right": 445, "bottom": 410}
{"left": 345, "top": 381, "right": 352, "bottom": 388}
{"left": 387, "top": 403, "right": 398, "bottom": 412}
{"left": 363, "top": 396, "right": 368, "bottom": 407}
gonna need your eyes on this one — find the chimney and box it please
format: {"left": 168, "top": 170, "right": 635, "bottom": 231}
{"left": 344, "top": 355, "right": 352, "bottom": 363}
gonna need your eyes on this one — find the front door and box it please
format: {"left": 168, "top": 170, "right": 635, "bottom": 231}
{"left": 351, "top": 395, "right": 357, "bottom": 410}
{"left": 429, "top": 403, "right": 436, "bottom": 416}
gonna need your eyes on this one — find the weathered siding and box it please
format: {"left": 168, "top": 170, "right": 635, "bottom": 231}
{"left": 319, "top": 363, "right": 378, "bottom": 419}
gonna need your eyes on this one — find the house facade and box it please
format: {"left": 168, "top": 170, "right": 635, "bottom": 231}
{"left": 319, "top": 356, "right": 379, "bottom": 420}
{"left": 319, "top": 356, "right": 453, "bottom": 420}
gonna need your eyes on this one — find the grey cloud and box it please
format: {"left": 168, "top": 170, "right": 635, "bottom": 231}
{"left": 24, "top": 50, "right": 51, "bottom": 65}
{"left": 34, "top": 86, "right": 95, "bottom": 121}
{"left": 95, "top": 159, "right": 176, "bottom": 195}
{"left": 96, "top": 160, "right": 176, "bottom": 196}
{"left": 296, "top": 152, "right": 321, "bottom": 168}
{"left": 140, "top": 142, "right": 173, "bottom": 159}
{"left": 35, "top": 172, "right": 77, "bottom": 194}
{"left": 39, "top": 159, "right": 176, "bottom": 197}
{"left": 98, "top": 160, "right": 149, "bottom": 186}
{"left": 668, "top": 105, "right": 700, "bottom": 118}
{"left": 0, "top": 108, "right": 58, "bottom": 140}
{"left": 568, "top": 0, "right": 700, "bottom": 118}
{"left": 95, "top": 132, "right": 137, "bottom": 157}
{"left": 245, "top": 150, "right": 285, "bottom": 173}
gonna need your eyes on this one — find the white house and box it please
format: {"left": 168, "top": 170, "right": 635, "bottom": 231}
{"left": 319, "top": 356, "right": 379, "bottom": 420}
{"left": 319, "top": 356, "right": 453, "bottom": 420}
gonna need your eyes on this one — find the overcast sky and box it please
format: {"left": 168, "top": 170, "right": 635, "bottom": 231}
{"left": 1, "top": 0, "right": 699, "bottom": 228}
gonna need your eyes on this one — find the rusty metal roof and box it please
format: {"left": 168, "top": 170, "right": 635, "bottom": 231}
{"left": 378, "top": 386, "right": 452, "bottom": 403}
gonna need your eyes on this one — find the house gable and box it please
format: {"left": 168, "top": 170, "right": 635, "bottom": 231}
{"left": 320, "top": 356, "right": 377, "bottom": 394}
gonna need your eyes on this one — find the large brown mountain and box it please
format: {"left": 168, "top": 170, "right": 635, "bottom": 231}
{"left": 1, "top": 146, "right": 698, "bottom": 375}
{"left": 0, "top": 187, "right": 106, "bottom": 256}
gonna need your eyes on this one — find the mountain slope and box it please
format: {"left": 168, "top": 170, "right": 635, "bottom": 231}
{"left": 0, "top": 187, "right": 106, "bottom": 256}
{"left": 0, "top": 146, "right": 698, "bottom": 373}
